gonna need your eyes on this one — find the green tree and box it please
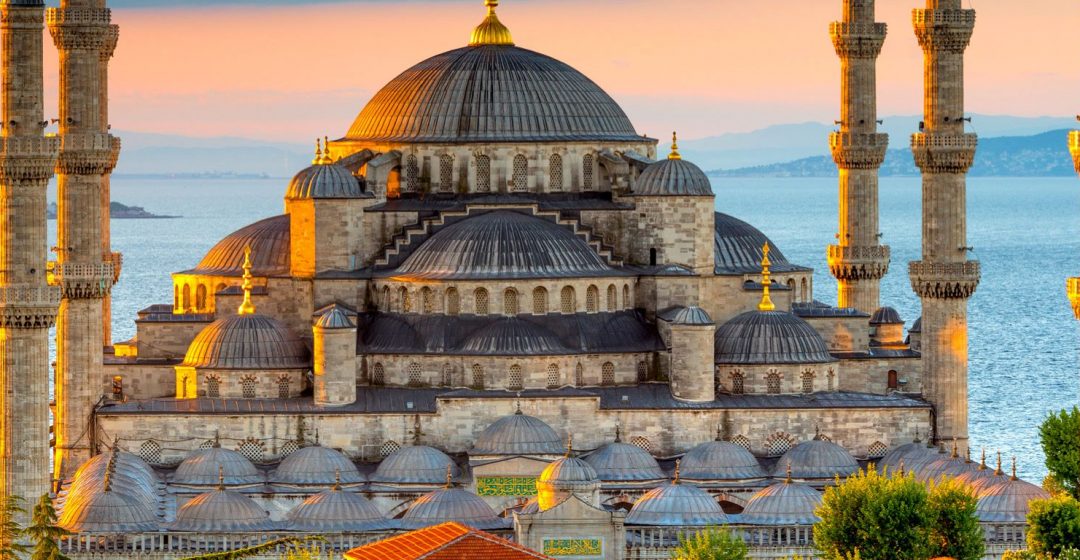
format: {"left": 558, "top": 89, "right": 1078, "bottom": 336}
{"left": 0, "top": 495, "right": 28, "bottom": 559}
{"left": 670, "top": 526, "right": 748, "bottom": 560}
{"left": 25, "top": 494, "right": 69, "bottom": 560}
{"left": 1027, "top": 494, "right": 1080, "bottom": 559}
{"left": 1040, "top": 407, "right": 1080, "bottom": 500}
{"left": 180, "top": 536, "right": 328, "bottom": 560}
{"left": 927, "top": 478, "right": 985, "bottom": 560}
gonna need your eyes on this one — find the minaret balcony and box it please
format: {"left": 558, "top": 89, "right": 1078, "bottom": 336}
{"left": 909, "top": 260, "right": 980, "bottom": 300}
{"left": 1069, "top": 131, "right": 1080, "bottom": 175}
{"left": 829, "top": 22, "right": 886, "bottom": 58}
{"left": 47, "top": 261, "right": 114, "bottom": 299}
{"left": 911, "top": 133, "right": 977, "bottom": 174}
{"left": 0, "top": 285, "right": 61, "bottom": 329}
{"left": 45, "top": 7, "right": 112, "bottom": 27}
{"left": 828, "top": 244, "right": 890, "bottom": 281}
{"left": 830, "top": 132, "right": 888, "bottom": 169}
{"left": 1067, "top": 277, "right": 1080, "bottom": 320}
{"left": 56, "top": 133, "right": 120, "bottom": 175}
{"left": 913, "top": 9, "right": 975, "bottom": 52}
{"left": 0, "top": 136, "right": 60, "bottom": 182}
{"left": 46, "top": 8, "right": 115, "bottom": 52}
{"left": 107, "top": 252, "right": 123, "bottom": 284}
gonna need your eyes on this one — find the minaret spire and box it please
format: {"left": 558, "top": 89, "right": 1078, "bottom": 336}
{"left": 668, "top": 131, "right": 681, "bottom": 160}
{"left": 827, "top": 0, "right": 890, "bottom": 313}
{"left": 238, "top": 246, "right": 256, "bottom": 315}
{"left": 469, "top": 0, "right": 514, "bottom": 46}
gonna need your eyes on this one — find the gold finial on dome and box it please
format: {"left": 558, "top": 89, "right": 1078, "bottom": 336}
{"left": 673, "top": 459, "right": 681, "bottom": 485}
{"left": 445, "top": 464, "right": 454, "bottom": 489}
{"left": 321, "top": 136, "right": 333, "bottom": 164}
{"left": 669, "top": 131, "right": 682, "bottom": 160}
{"left": 313, "top": 138, "right": 323, "bottom": 165}
{"left": 238, "top": 246, "right": 257, "bottom": 315}
{"left": 758, "top": 243, "right": 776, "bottom": 311}
{"left": 565, "top": 434, "right": 573, "bottom": 458}
{"left": 469, "top": 0, "right": 514, "bottom": 47}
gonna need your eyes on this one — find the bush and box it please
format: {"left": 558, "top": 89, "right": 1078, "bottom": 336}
{"left": 927, "top": 478, "right": 985, "bottom": 560}
{"left": 671, "top": 526, "right": 748, "bottom": 560}
{"left": 1040, "top": 407, "right": 1080, "bottom": 500}
{"left": 1027, "top": 494, "right": 1080, "bottom": 558}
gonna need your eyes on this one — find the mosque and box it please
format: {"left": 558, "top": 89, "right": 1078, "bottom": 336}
{"left": 0, "top": 0, "right": 1054, "bottom": 558}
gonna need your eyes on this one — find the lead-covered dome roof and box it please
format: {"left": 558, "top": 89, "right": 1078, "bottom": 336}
{"left": 58, "top": 485, "right": 159, "bottom": 533}
{"left": 773, "top": 439, "right": 859, "bottom": 481}
{"left": 584, "top": 442, "right": 666, "bottom": 482}
{"left": 173, "top": 446, "right": 264, "bottom": 487}
{"left": 285, "top": 487, "right": 391, "bottom": 532}
{"left": 714, "top": 213, "right": 808, "bottom": 276}
{"left": 741, "top": 480, "right": 822, "bottom": 525}
{"left": 286, "top": 160, "right": 363, "bottom": 200}
{"left": 391, "top": 211, "right": 617, "bottom": 280}
{"left": 182, "top": 314, "right": 309, "bottom": 370}
{"left": 399, "top": 487, "right": 506, "bottom": 530}
{"left": 460, "top": 318, "right": 568, "bottom": 355}
{"left": 471, "top": 411, "right": 564, "bottom": 456}
{"left": 714, "top": 311, "right": 834, "bottom": 365}
{"left": 345, "top": 45, "right": 640, "bottom": 144}
{"left": 538, "top": 457, "right": 599, "bottom": 490}
{"left": 172, "top": 488, "right": 276, "bottom": 532}
{"left": 870, "top": 306, "right": 904, "bottom": 325}
{"left": 372, "top": 445, "right": 460, "bottom": 485}
{"left": 975, "top": 474, "right": 1051, "bottom": 523}
{"left": 625, "top": 482, "right": 729, "bottom": 526}
{"left": 185, "top": 215, "right": 290, "bottom": 277}
{"left": 271, "top": 445, "right": 365, "bottom": 486}
{"left": 680, "top": 441, "right": 767, "bottom": 481}
{"left": 633, "top": 158, "right": 713, "bottom": 197}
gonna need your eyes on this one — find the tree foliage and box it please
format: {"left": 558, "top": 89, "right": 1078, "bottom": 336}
{"left": 0, "top": 495, "right": 28, "bottom": 559}
{"left": 1027, "top": 494, "right": 1080, "bottom": 559}
{"left": 671, "top": 526, "right": 748, "bottom": 560}
{"left": 1040, "top": 407, "right": 1080, "bottom": 500}
{"left": 927, "top": 478, "right": 985, "bottom": 560}
{"left": 180, "top": 536, "right": 328, "bottom": 560}
{"left": 26, "top": 494, "right": 69, "bottom": 560}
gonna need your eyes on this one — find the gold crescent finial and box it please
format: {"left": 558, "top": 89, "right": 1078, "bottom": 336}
{"left": 951, "top": 438, "right": 959, "bottom": 458}
{"left": 668, "top": 131, "right": 681, "bottom": 160}
{"left": 673, "top": 459, "right": 681, "bottom": 484}
{"left": 333, "top": 469, "right": 342, "bottom": 491}
{"left": 445, "top": 464, "right": 454, "bottom": 488}
{"left": 565, "top": 434, "right": 573, "bottom": 458}
{"left": 313, "top": 138, "right": 323, "bottom": 165}
{"left": 785, "top": 460, "right": 793, "bottom": 483}
{"left": 979, "top": 448, "right": 987, "bottom": 470}
{"left": 469, "top": 0, "right": 514, "bottom": 46}
{"left": 217, "top": 466, "right": 226, "bottom": 491}
{"left": 758, "top": 243, "right": 776, "bottom": 311}
{"left": 1011, "top": 458, "right": 1018, "bottom": 481}
{"left": 995, "top": 451, "right": 1003, "bottom": 476}
{"left": 238, "top": 246, "right": 257, "bottom": 315}
{"left": 614, "top": 425, "right": 621, "bottom": 443}
{"left": 322, "top": 136, "right": 332, "bottom": 164}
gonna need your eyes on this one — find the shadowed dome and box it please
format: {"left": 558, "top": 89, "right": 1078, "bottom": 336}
{"left": 975, "top": 474, "right": 1051, "bottom": 522}
{"left": 285, "top": 487, "right": 392, "bottom": 532}
{"left": 471, "top": 411, "right": 563, "bottom": 456}
{"left": 399, "top": 488, "right": 505, "bottom": 530}
{"left": 773, "top": 439, "right": 859, "bottom": 481}
{"left": 659, "top": 306, "right": 714, "bottom": 326}
{"left": 172, "top": 488, "right": 276, "bottom": 532}
{"left": 584, "top": 442, "right": 666, "bottom": 482}
{"left": 460, "top": 318, "right": 568, "bottom": 355}
{"left": 633, "top": 158, "right": 713, "bottom": 197}
{"left": 680, "top": 441, "right": 767, "bottom": 481}
{"left": 345, "top": 45, "right": 640, "bottom": 144}
{"left": 272, "top": 445, "right": 365, "bottom": 486}
{"left": 372, "top": 445, "right": 460, "bottom": 485}
{"left": 285, "top": 160, "right": 363, "bottom": 200}
{"left": 392, "top": 211, "right": 616, "bottom": 280}
{"left": 877, "top": 437, "right": 934, "bottom": 474}
{"left": 625, "top": 482, "right": 729, "bottom": 526}
{"left": 870, "top": 306, "right": 904, "bottom": 325}
{"left": 185, "top": 215, "right": 290, "bottom": 277}
{"left": 58, "top": 486, "right": 159, "bottom": 533}
{"left": 714, "top": 213, "right": 808, "bottom": 276}
{"left": 315, "top": 306, "right": 355, "bottom": 329}
{"left": 715, "top": 311, "right": 834, "bottom": 365}
{"left": 182, "top": 314, "right": 309, "bottom": 370}
{"left": 173, "top": 446, "right": 264, "bottom": 487}
{"left": 741, "top": 480, "right": 823, "bottom": 525}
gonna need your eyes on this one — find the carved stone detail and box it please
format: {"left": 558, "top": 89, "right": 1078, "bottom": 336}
{"left": 55, "top": 134, "right": 119, "bottom": 175}
{"left": 830, "top": 132, "right": 889, "bottom": 169}
{"left": 913, "top": 9, "right": 975, "bottom": 53}
{"left": 0, "top": 137, "right": 59, "bottom": 182}
{"left": 911, "top": 133, "right": 977, "bottom": 174}
{"left": 0, "top": 285, "right": 61, "bottom": 329}
{"left": 47, "top": 262, "right": 114, "bottom": 299}
{"left": 828, "top": 244, "right": 890, "bottom": 281}
{"left": 46, "top": 8, "right": 114, "bottom": 52}
{"left": 830, "top": 22, "right": 887, "bottom": 58}
{"left": 909, "top": 260, "right": 980, "bottom": 299}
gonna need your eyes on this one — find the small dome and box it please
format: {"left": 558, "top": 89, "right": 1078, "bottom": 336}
{"left": 173, "top": 446, "right": 264, "bottom": 487}
{"left": 285, "top": 487, "right": 391, "bottom": 532}
{"left": 773, "top": 439, "right": 859, "bottom": 481}
{"left": 186, "top": 215, "right": 290, "bottom": 276}
{"left": 741, "top": 480, "right": 823, "bottom": 525}
{"left": 172, "top": 488, "right": 276, "bottom": 532}
{"left": 584, "top": 442, "right": 666, "bottom": 482}
{"left": 66, "top": 469, "right": 159, "bottom": 507}
{"left": 182, "top": 314, "right": 310, "bottom": 370}
{"left": 460, "top": 318, "right": 568, "bottom": 356}
{"left": 915, "top": 446, "right": 975, "bottom": 483}
{"left": 538, "top": 457, "right": 598, "bottom": 490}
{"left": 399, "top": 488, "right": 505, "bottom": 530}
{"left": 372, "top": 446, "right": 459, "bottom": 485}
{"left": 714, "top": 213, "right": 808, "bottom": 276}
{"left": 633, "top": 158, "right": 713, "bottom": 197}
{"left": 975, "top": 475, "right": 1051, "bottom": 523}
{"left": 471, "top": 412, "right": 564, "bottom": 456}
{"left": 659, "top": 306, "right": 714, "bottom": 326}
{"left": 285, "top": 161, "right": 362, "bottom": 200}
{"left": 314, "top": 306, "right": 356, "bottom": 329}
{"left": 68, "top": 452, "right": 160, "bottom": 502}
{"left": 59, "top": 486, "right": 159, "bottom": 533}
{"left": 877, "top": 437, "right": 934, "bottom": 474}
{"left": 625, "top": 482, "right": 729, "bottom": 526}
{"left": 680, "top": 441, "right": 767, "bottom": 481}
{"left": 715, "top": 311, "right": 835, "bottom": 365}
{"left": 910, "top": 316, "right": 923, "bottom": 333}
{"left": 870, "top": 307, "right": 904, "bottom": 325}
{"left": 954, "top": 455, "right": 1001, "bottom": 492}
{"left": 272, "top": 445, "right": 364, "bottom": 486}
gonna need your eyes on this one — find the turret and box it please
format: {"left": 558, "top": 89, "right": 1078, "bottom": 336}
{"left": 661, "top": 306, "right": 716, "bottom": 402}
{"left": 312, "top": 304, "right": 357, "bottom": 406}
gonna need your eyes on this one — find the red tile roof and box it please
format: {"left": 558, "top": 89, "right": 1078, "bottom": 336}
{"left": 343, "top": 522, "right": 553, "bottom": 560}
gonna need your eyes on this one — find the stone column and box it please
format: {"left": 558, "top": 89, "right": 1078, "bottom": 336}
{"left": 0, "top": 0, "right": 60, "bottom": 517}
{"left": 47, "top": 0, "right": 118, "bottom": 478}
{"left": 1067, "top": 130, "right": 1080, "bottom": 318}
{"left": 827, "top": 0, "right": 890, "bottom": 314}
{"left": 909, "top": 0, "right": 979, "bottom": 453}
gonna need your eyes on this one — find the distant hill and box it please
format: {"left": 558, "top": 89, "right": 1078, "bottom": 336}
{"left": 710, "top": 129, "right": 1077, "bottom": 178}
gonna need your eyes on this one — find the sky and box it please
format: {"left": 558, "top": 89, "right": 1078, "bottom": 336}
{"left": 35, "top": 0, "right": 1080, "bottom": 141}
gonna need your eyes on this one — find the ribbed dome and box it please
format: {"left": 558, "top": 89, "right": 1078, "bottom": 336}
{"left": 715, "top": 311, "right": 834, "bottom": 365}
{"left": 680, "top": 441, "right": 767, "bottom": 481}
{"left": 633, "top": 158, "right": 713, "bottom": 197}
{"left": 975, "top": 476, "right": 1051, "bottom": 523}
{"left": 285, "top": 487, "right": 391, "bottom": 532}
{"left": 774, "top": 439, "right": 859, "bottom": 481}
{"left": 186, "top": 215, "right": 290, "bottom": 276}
{"left": 372, "top": 445, "right": 459, "bottom": 485}
{"left": 315, "top": 306, "right": 355, "bottom": 329}
{"left": 870, "top": 306, "right": 904, "bottom": 325}
{"left": 877, "top": 438, "right": 934, "bottom": 474}
{"left": 584, "top": 442, "right": 666, "bottom": 482}
{"left": 471, "top": 412, "right": 564, "bottom": 456}
{"left": 69, "top": 452, "right": 160, "bottom": 501}
{"left": 272, "top": 445, "right": 364, "bottom": 486}
{"left": 59, "top": 487, "right": 159, "bottom": 533}
{"left": 345, "top": 45, "right": 640, "bottom": 144}
{"left": 916, "top": 448, "right": 975, "bottom": 483}
{"left": 173, "top": 446, "right": 264, "bottom": 487}
{"left": 285, "top": 161, "right": 362, "bottom": 200}
{"left": 172, "top": 488, "right": 276, "bottom": 532}
{"left": 954, "top": 457, "right": 1000, "bottom": 492}
{"left": 460, "top": 318, "right": 567, "bottom": 355}
{"left": 538, "top": 457, "right": 598, "bottom": 489}
{"left": 625, "top": 482, "right": 729, "bottom": 526}
{"left": 399, "top": 488, "right": 505, "bottom": 530}
{"left": 660, "top": 306, "right": 714, "bottom": 326}
{"left": 714, "top": 213, "right": 806, "bottom": 276}
{"left": 393, "top": 211, "right": 615, "bottom": 280}
{"left": 741, "top": 480, "right": 823, "bottom": 525}
{"left": 182, "top": 314, "right": 310, "bottom": 370}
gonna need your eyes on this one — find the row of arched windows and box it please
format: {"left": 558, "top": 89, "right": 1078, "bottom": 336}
{"left": 367, "top": 360, "right": 648, "bottom": 389}
{"left": 174, "top": 282, "right": 228, "bottom": 314}
{"left": 784, "top": 277, "right": 812, "bottom": 303}
{"left": 379, "top": 283, "right": 633, "bottom": 316}
{"left": 723, "top": 368, "right": 835, "bottom": 395}
{"left": 395, "top": 152, "right": 601, "bottom": 195}
{"left": 203, "top": 373, "right": 290, "bottom": 399}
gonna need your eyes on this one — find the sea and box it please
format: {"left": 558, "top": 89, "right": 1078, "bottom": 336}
{"left": 47, "top": 176, "right": 1080, "bottom": 483}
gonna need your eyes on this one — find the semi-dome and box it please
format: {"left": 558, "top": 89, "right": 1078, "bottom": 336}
{"left": 182, "top": 314, "right": 310, "bottom": 370}
{"left": 66, "top": 467, "right": 159, "bottom": 506}
{"left": 715, "top": 311, "right": 835, "bottom": 365}
{"left": 285, "top": 155, "right": 363, "bottom": 200}
{"left": 460, "top": 318, "right": 568, "bottom": 355}
{"left": 741, "top": 479, "right": 823, "bottom": 525}
{"left": 172, "top": 488, "right": 276, "bottom": 532}
{"left": 774, "top": 439, "right": 859, "bottom": 481}
{"left": 58, "top": 484, "right": 159, "bottom": 533}
{"left": 680, "top": 441, "right": 767, "bottom": 481}
{"left": 399, "top": 487, "right": 505, "bottom": 530}
{"left": 315, "top": 306, "right": 355, "bottom": 329}
{"left": 184, "top": 215, "right": 290, "bottom": 277}
{"left": 391, "top": 211, "right": 616, "bottom": 280}
{"left": 271, "top": 445, "right": 364, "bottom": 486}
{"left": 633, "top": 157, "right": 713, "bottom": 197}
{"left": 975, "top": 470, "right": 1051, "bottom": 523}
{"left": 714, "top": 213, "right": 808, "bottom": 276}
{"left": 870, "top": 306, "right": 904, "bottom": 325}
{"left": 658, "top": 306, "right": 714, "bottom": 326}
{"left": 625, "top": 481, "right": 729, "bottom": 526}
{"left": 471, "top": 411, "right": 564, "bottom": 456}
{"left": 285, "top": 486, "right": 391, "bottom": 532}
{"left": 584, "top": 441, "right": 666, "bottom": 482}
{"left": 69, "top": 451, "right": 160, "bottom": 500}
{"left": 173, "top": 445, "right": 264, "bottom": 487}
{"left": 371, "top": 445, "right": 459, "bottom": 485}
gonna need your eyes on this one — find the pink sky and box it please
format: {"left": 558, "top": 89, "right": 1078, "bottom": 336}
{"left": 39, "top": 0, "right": 1080, "bottom": 141}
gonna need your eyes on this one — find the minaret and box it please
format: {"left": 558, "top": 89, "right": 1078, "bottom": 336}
{"left": 0, "top": 0, "right": 61, "bottom": 509}
{"left": 909, "top": 0, "right": 979, "bottom": 452}
{"left": 1067, "top": 126, "right": 1080, "bottom": 319}
{"left": 47, "top": 0, "right": 120, "bottom": 478}
{"left": 827, "top": 0, "right": 890, "bottom": 313}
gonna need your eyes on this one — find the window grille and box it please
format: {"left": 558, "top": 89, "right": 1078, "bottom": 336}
{"left": 623, "top": 285, "right": 631, "bottom": 309}
{"left": 508, "top": 364, "right": 523, "bottom": 391}
{"left": 630, "top": 436, "right": 652, "bottom": 453}
{"left": 372, "top": 363, "right": 385, "bottom": 386}
{"left": 512, "top": 154, "right": 528, "bottom": 192}
{"left": 546, "top": 364, "right": 560, "bottom": 388}
{"left": 731, "top": 372, "right": 745, "bottom": 395}
{"left": 471, "top": 364, "right": 485, "bottom": 389}
{"left": 503, "top": 289, "right": 519, "bottom": 315}
{"left": 380, "top": 440, "right": 400, "bottom": 459}
{"left": 408, "top": 363, "right": 423, "bottom": 386}
{"left": 586, "top": 286, "right": 599, "bottom": 313}
{"left": 198, "top": 439, "right": 215, "bottom": 450}
{"left": 827, "top": 369, "right": 835, "bottom": 392}
{"left": 441, "top": 364, "right": 453, "bottom": 387}
{"left": 583, "top": 154, "right": 595, "bottom": 190}
{"left": 766, "top": 372, "right": 781, "bottom": 395}
{"left": 767, "top": 434, "right": 794, "bottom": 456}
{"left": 731, "top": 435, "right": 752, "bottom": 452}
{"left": 277, "top": 375, "right": 290, "bottom": 399}
{"left": 241, "top": 376, "right": 257, "bottom": 399}
{"left": 138, "top": 440, "right": 162, "bottom": 465}
{"left": 421, "top": 287, "right": 434, "bottom": 314}
{"left": 446, "top": 288, "right": 460, "bottom": 315}
{"left": 475, "top": 288, "right": 489, "bottom": 315}
{"left": 206, "top": 375, "right": 220, "bottom": 398}
{"left": 400, "top": 287, "right": 411, "bottom": 313}
{"left": 549, "top": 153, "right": 563, "bottom": 191}
{"left": 196, "top": 285, "right": 206, "bottom": 311}
{"left": 561, "top": 286, "right": 576, "bottom": 313}
{"left": 381, "top": 286, "right": 391, "bottom": 310}
{"left": 801, "top": 370, "right": 815, "bottom": 394}
{"left": 405, "top": 155, "right": 419, "bottom": 192}
{"left": 636, "top": 361, "right": 648, "bottom": 382}
{"left": 440, "top": 154, "right": 454, "bottom": 192}
{"left": 601, "top": 362, "right": 615, "bottom": 386}
{"left": 476, "top": 155, "right": 491, "bottom": 192}
{"left": 280, "top": 440, "right": 301, "bottom": 458}
{"left": 238, "top": 438, "right": 264, "bottom": 463}
{"left": 532, "top": 287, "right": 548, "bottom": 314}
{"left": 817, "top": 433, "right": 832, "bottom": 443}
{"left": 868, "top": 441, "right": 889, "bottom": 459}
{"left": 574, "top": 363, "right": 584, "bottom": 386}
{"left": 182, "top": 284, "right": 191, "bottom": 311}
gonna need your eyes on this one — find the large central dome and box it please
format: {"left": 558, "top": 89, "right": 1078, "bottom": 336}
{"left": 345, "top": 45, "right": 641, "bottom": 144}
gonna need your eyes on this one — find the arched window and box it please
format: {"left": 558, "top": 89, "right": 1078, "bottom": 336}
{"left": 237, "top": 438, "right": 264, "bottom": 463}
{"left": 439, "top": 154, "right": 454, "bottom": 192}
{"left": 241, "top": 375, "right": 257, "bottom": 399}
{"left": 381, "top": 286, "right": 391, "bottom": 310}
{"left": 801, "top": 370, "right": 815, "bottom": 394}
{"left": 766, "top": 433, "right": 795, "bottom": 456}
{"left": 138, "top": 440, "right": 162, "bottom": 465}
{"left": 195, "top": 284, "right": 207, "bottom": 311}
{"left": 476, "top": 154, "right": 491, "bottom": 193}
{"left": 471, "top": 364, "right": 485, "bottom": 389}
{"left": 420, "top": 287, "right": 434, "bottom": 314}
{"left": 730, "top": 371, "right": 745, "bottom": 395}
{"left": 503, "top": 288, "right": 519, "bottom": 315}
{"left": 277, "top": 375, "right": 290, "bottom": 399}
{"left": 508, "top": 364, "right": 523, "bottom": 390}
{"left": 512, "top": 154, "right": 528, "bottom": 192}
{"left": 887, "top": 370, "right": 899, "bottom": 390}
{"left": 399, "top": 287, "right": 411, "bottom": 313}
{"left": 372, "top": 363, "right": 385, "bottom": 386}
{"left": 586, "top": 285, "right": 599, "bottom": 313}
{"left": 623, "top": 284, "right": 631, "bottom": 309}
{"left": 636, "top": 361, "right": 648, "bottom": 382}
{"left": 601, "top": 362, "right": 615, "bottom": 386}
{"left": 574, "top": 363, "right": 584, "bottom": 386}
{"left": 380, "top": 440, "right": 400, "bottom": 459}
{"left": 281, "top": 440, "right": 301, "bottom": 458}
{"left": 441, "top": 364, "right": 453, "bottom": 387}
{"left": 827, "top": 368, "right": 836, "bottom": 392}
{"left": 182, "top": 284, "right": 191, "bottom": 312}
{"left": 766, "top": 371, "right": 781, "bottom": 395}
{"left": 731, "top": 435, "right": 752, "bottom": 452}
{"left": 173, "top": 285, "right": 179, "bottom": 309}
{"left": 206, "top": 374, "right": 220, "bottom": 398}
{"left": 408, "top": 363, "right": 422, "bottom": 386}
{"left": 474, "top": 288, "right": 489, "bottom": 315}
{"left": 405, "top": 154, "right": 419, "bottom": 193}
{"left": 801, "top": 278, "right": 809, "bottom": 302}
{"left": 560, "top": 286, "right": 576, "bottom": 313}
{"left": 787, "top": 278, "right": 796, "bottom": 295}
{"left": 446, "top": 288, "right": 460, "bottom": 315}
{"left": 532, "top": 287, "right": 548, "bottom": 314}
{"left": 546, "top": 364, "right": 560, "bottom": 388}
{"left": 582, "top": 153, "right": 595, "bottom": 190}
{"left": 630, "top": 436, "right": 652, "bottom": 453}
{"left": 548, "top": 153, "right": 563, "bottom": 191}
{"left": 607, "top": 285, "right": 617, "bottom": 311}
{"left": 868, "top": 441, "right": 889, "bottom": 459}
